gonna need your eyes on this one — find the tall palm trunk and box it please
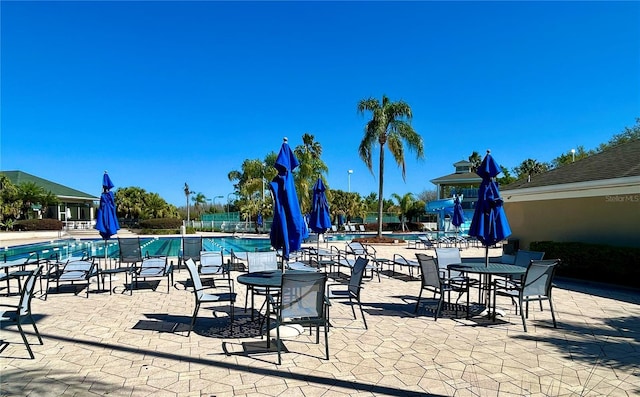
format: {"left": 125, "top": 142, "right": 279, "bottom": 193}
{"left": 377, "top": 145, "right": 385, "bottom": 237}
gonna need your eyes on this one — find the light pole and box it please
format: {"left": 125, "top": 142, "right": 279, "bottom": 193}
{"left": 571, "top": 148, "right": 576, "bottom": 162}
{"left": 212, "top": 195, "right": 223, "bottom": 210}
{"left": 348, "top": 169, "right": 353, "bottom": 193}
{"left": 227, "top": 192, "right": 237, "bottom": 221}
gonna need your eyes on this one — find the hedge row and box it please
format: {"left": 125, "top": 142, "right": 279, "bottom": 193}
{"left": 14, "top": 219, "right": 63, "bottom": 231}
{"left": 530, "top": 241, "right": 640, "bottom": 289}
{"left": 138, "top": 218, "right": 182, "bottom": 229}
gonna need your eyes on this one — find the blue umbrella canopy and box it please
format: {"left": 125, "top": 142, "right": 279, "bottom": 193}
{"left": 452, "top": 195, "right": 464, "bottom": 229}
{"left": 269, "top": 138, "right": 307, "bottom": 261}
{"left": 469, "top": 151, "right": 512, "bottom": 264}
{"left": 309, "top": 178, "right": 332, "bottom": 234}
{"left": 95, "top": 171, "right": 120, "bottom": 241}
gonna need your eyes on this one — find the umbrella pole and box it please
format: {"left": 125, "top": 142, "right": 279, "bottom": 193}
{"left": 485, "top": 246, "right": 489, "bottom": 267}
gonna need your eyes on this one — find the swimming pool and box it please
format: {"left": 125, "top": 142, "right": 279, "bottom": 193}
{"left": 1, "top": 236, "right": 273, "bottom": 262}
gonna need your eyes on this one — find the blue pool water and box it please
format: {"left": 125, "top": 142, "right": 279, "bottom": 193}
{"left": 1, "top": 236, "right": 273, "bottom": 262}
{"left": 1, "top": 232, "right": 446, "bottom": 263}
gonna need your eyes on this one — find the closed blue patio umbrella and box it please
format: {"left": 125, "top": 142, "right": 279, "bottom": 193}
{"left": 269, "top": 138, "right": 306, "bottom": 261}
{"left": 309, "top": 178, "right": 332, "bottom": 247}
{"left": 452, "top": 194, "right": 464, "bottom": 232}
{"left": 468, "top": 151, "right": 512, "bottom": 266}
{"left": 95, "top": 171, "right": 120, "bottom": 262}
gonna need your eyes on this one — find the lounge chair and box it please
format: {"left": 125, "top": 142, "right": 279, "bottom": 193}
{"left": 131, "top": 256, "right": 173, "bottom": 293}
{"left": 390, "top": 253, "right": 420, "bottom": 279}
{"left": 0, "top": 266, "right": 44, "bottom": 358}
{"left": 45, "top": 259, "right": 98, "bottom": 299}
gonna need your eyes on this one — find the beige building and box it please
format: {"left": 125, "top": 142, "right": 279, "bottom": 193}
{"left": 502, "top": 140, "right": 640, "bottom": 249}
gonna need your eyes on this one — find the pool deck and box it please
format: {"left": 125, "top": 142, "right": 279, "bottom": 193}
{"left": 1, "top": 233, "right": 639, "bottom": 396}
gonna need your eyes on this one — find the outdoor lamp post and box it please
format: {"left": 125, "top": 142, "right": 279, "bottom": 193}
{"left": 571, "top": 148, "right": 576, "bottom": 162}
{"left": 226, "top": 192, "right": 237, "bottom": 222}
{"left": 348, "top": 169, "right": 353, "bottom": 193}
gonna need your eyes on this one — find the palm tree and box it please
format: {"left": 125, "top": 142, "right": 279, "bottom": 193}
{"left": 357, "top": 95, "right": 424, "bottom": 237}
{"left": 514, "top": 159, "right": 549, "bottom": 182}
{"left": 191, "top": 192, "right": 207, "bottom": 218}
{"left": 468, "top": 151, "right": 482, "bottom": 172}
{"left": 391, "top": 192, "right": 415, "bottom": 232}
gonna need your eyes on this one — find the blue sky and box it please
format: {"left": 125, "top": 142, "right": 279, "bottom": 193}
{"left": 2, "top": 1, "right": 638, "bottom": 207}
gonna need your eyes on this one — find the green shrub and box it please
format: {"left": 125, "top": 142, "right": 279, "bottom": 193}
{"left": 140, "top": 228, "right": 180, "bottom": 235}
{"left": 530, "top": 241, "right": 640, "bottom": 289}
{"left": 14, "top": 219, "right": 63, "bottom": 231}
{"left": 138, "top": 218, "right": 182, "bottom": 229}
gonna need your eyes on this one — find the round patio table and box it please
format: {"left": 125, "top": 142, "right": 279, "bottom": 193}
{"left": 448, "top": 263, "right": 526, "bottom": 320}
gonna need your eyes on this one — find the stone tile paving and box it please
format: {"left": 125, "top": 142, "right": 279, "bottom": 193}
{"left": 1, "top": 245, "right": 639, "bottom": 396}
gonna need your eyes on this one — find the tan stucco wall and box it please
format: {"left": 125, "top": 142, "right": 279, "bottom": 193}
{"left": 504, "top": 195, "right": 640, "bottom": 248}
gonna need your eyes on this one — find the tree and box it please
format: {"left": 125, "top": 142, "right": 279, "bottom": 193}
{"left": 191, "top": 192, "right": 207, "bottom": 218}
{"left": 496, "top": 167, "right": 516, "bottom": 186}
{"left": 513, "top": 159, "right": 550, "bottom": 181}
{"left": 417, "top": 189, "right": 438, "bottom": 203}
{"left": 357, "top": 95, "right": 425, "bottom": 237}
{"left": 17, "top": 182, "right": 47, "bottom": 219}
{"left": 390, "top": 192, "right": 415, "bottom": 232}
{"left": 0, "top": 175, "right": 21, "bottom": 225}
{"left": 115, "top": 186, "right": 147, "bottom": 219}
{"left": 468, "top": 151, "right": 482, "bottom": 172}
{"left": 551, "top": 146, "right": 590, "bottom": 168}
{"left": 597, "top": 117, "right": 640, "bottom": 151}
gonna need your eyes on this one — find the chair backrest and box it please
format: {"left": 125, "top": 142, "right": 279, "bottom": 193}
{"left": 118, "top": 237, "right": 142, "bottom": 265}
{"left": 280, "top": 271, "right": 327, "bottom": 320}
{"left": 200, "top": 250, "right": 226, "bottom": 275}
{"left": 435, "top": 247, "right": 462, "bottom": 276}
{"left": 182, "top": 237, "right": 203, "bottom": 261}
{"left": 19, "top": 266, "right": 43, "bottom": 315}
{"left": 349, "top": 256, "right": 369, "bottom": 298}
{"left": 141, "top": 256, "right": 167, "bottom": 270}
{"left": 60, "top": 260, "right": 96, "bottom": 280}
{"left": 522, "top": 259, "right": 559, "bottom": 297}
{"left": 347, "top": 242, "right": 367, "bottom": 256}
{"left": 514, "top": 250, "right": 545, "bottom": 268}
{"left": 246, "top": 251, "right": 279, "bottom": 272}
{"left": 416, "top": 253, "right": 441, "bottom": 289}
{"left": 185, "top": 259, "right": 205, "bottom": 299}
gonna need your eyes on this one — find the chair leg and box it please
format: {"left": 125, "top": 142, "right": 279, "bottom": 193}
{"left": 16, "top": 321, "right": 35, "bottom": 359}
{"left": 276, "top": 320, "right": 282, "bottom": 365}
{"left": 520, "top": 297, "right": 528, "bottom": 332}
{"left": 548, "top": 297, "right": 557, "bottom": 328}
{"left": 434, "top": 295, "right": 443, "bottom": 321}
{"left": 28, "top": 314, "right": 43, "bottom": 345}
{"left": 348, "top": 296, "right": 357, "bottom": 320}
{"left": 188, "top": 303, "right": 200, "bottom": 337}
{"left": 324, "top": 322, "right": 329, "bottom": 360}
{"left": 357, "top": 301, "right": 367, "bottom": 329}
{"left": 414, "top": 289, "right": 424, "bottom": 313}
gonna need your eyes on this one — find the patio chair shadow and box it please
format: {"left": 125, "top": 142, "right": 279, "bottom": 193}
{"left": 135, "top": 311, "right": 265, "bottom": 339}
{"left": 378, "top": 270, "right": 418, "bottom": 282}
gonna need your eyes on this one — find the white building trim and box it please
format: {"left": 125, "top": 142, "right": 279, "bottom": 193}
{"left": 503, "top": 176, "right": 640, "bottom": 203}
